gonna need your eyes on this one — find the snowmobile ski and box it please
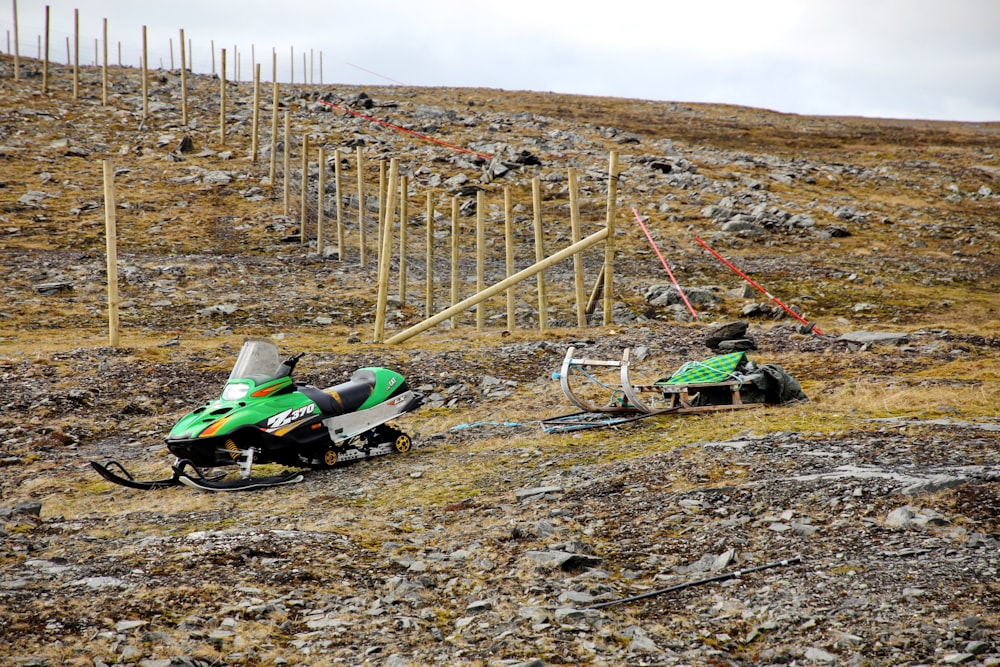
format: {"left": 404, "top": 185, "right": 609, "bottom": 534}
{"left": 90, "top": 458, "right": 226, "bottom": 490}
{"left": 177, "top": 470, "right": 305, "bottom": 492}
{"left": 90, "top": 460, "right": 182, "bottom": 490}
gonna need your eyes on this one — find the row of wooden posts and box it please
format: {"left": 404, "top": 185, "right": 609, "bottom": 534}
{"left": 13, "top": 36, "right": 630, "bottom": 345}
{"left": 5, "top": 2, "right": 324, "bottom": 90}
{"left": 101, "top": 145, "right": 623, "bottom": 346}
{"left": 12, "top": 8, "right": 628, "bottom": 345}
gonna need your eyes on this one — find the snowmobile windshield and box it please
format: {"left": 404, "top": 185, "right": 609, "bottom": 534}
{"left": 228, "top": 339, "right": 281, "bottom": 382}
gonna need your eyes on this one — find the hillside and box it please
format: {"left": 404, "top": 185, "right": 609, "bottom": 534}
{"left": 1, "top": 54, "right": 999, "bottom": 666}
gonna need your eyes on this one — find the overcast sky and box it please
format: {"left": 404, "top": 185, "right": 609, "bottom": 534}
{"left": 7, "top": 0, "right": 1000, "bottom": 122}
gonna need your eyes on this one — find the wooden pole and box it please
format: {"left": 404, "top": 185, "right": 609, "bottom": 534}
{"left": 210, "top": 39, "right": 215, "bottom": 76}
{"left": 41, "top": 5, "right": 48, "bottom": 93}
{"left": 103, "top": 160, "right": 120, "bottom": 347}
{"left": 531, "top": 177, "right": 548, "bottom": 332}
{"left": 218, "top": 48, "right": 226, "bottom": 145}
{"left": 317, "top": 146, "right": 326, "bottom": 256}
{"left": 283, "top": 112, "right": 291, "bottom": 214}
{"left": 356, "top": 146, "right": 366, "bottom": 266}
{"left": 268, "top": 52, "right": 278, "bottom": 188}
{"left": 299, "top": 133, "right": 309, "bottom": 243}
{"left": 425, "top": 192, "right": 434, "bottom": 319}
{"left": 289, "top": 45, "right": 293, "bottom": 84}
{"left": 385, "top": 227, "right": 610, "bottom": 345}
{"left": 251, "top": 63, "right": 261, "bottom": 161}
{"left": 450, "top": 197, "right": 459, "bottom": 329}
{"left": 101, "top": 19, "right": 107, "bottom": 106}
{"left": 374, "top": 158, "right": 398, "bottom": 342}
{"left": 377, "top": 160, "right": 386, "bottom": 256}
{"left": 504, "top": 186, "right": 515, "bottom": 330}
{"left": 141, "top": 26, "right": 149, "bottom": 120}
{"left": 71, "top": 9, "right": 78, "bottom": 100}
{"left": 399, "top": 174, "right": 408, "bottom": 304}
{"left": 169, "top": 37, "right": 174, "bottom": 70}
{"left": 569, "top": 168, "right": 587, "bottom": 327}
{"left": 334, "top": 148, "right": 344, "bottom": 261}
{"left": 587, "top": 264, "right": 605, "bottom": 315}
{"left": 603, "top": 151, "right": 619, "bottom": 325}
{"left": 476, "top": 190, "right": 485, "bottom": 331}
{"left": 12, "top": 0, "right": 19, "bottom": 82}
{"left": 179, "top": 28, "right": 188, "bottom": 126}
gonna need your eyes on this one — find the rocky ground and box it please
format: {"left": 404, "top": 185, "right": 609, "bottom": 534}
{"left": 1, "top": 54, "right": 999, "bottom": 666}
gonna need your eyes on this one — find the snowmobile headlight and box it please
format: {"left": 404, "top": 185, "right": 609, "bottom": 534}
{"left": 222, "top": 383, "right": 250, "bottom": 401}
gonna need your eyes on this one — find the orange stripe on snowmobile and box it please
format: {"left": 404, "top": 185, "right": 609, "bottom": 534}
{"left": 199, "top": 415, "right": 233, "bottom": 438}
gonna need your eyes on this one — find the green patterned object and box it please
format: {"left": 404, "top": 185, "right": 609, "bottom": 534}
{"left": 659, "top": 351, "right": 747, "bottom": 385}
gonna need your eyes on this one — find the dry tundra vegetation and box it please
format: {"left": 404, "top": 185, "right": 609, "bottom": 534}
{"left": 0, "top": 50, "right": 999, "bottom": 667}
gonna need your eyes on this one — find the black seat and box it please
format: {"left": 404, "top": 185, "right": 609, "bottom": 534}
{"left": 298, "top": 370, "right": 375, "bottom": 417}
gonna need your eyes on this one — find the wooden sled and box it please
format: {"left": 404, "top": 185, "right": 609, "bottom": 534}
{"left": 557, "top": 346, "right": 771, "bottom": 416}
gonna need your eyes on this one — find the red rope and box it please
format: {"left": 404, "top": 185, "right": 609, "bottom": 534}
{"left": 631, "top": 207, "right": 698, "bottom": 319}
{"left": 317, "top": 99, "right": 493, "bottom": 161}
{"left": 695, "top": 236, "right": 823, "bottom": 335}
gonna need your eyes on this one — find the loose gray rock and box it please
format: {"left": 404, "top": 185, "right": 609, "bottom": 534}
{"left": 838, "top": 331, "right": 910, "bottom": 345}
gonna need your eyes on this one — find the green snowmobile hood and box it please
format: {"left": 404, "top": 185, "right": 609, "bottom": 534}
{"left": 168, "top": 376, "right": 317, "bottom": 440}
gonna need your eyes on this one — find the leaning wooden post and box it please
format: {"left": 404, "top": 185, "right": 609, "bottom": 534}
{"left": 218, "top": 48, "right": 227, "bottom": 145}
{"left": 603, "top": 150, "right": 619, "bottom": 325}
{"left": 179, "top": 28, "right": 188, "bottom": 126}
{"left": 334, "top": 147, "right": 344, "bottom": 261}
{"left": 503, "top": 187, "right": 516, "bottom": 331}
{"left": 424, "top": 192, "right": 434, "bottom": 318}
{"left": 531, "top": 177, "right": 548, "bottom": 332}
{"left": 476, "top": 189, "right": 486, "bottom": 331}
{"left": 356, "top": 146, "right": 367, "bottom": 266}
{"left": 587, "top": 264, "right": 605, "bottom": 315}
{"left": 398, "top": 174, "right": 408, "bottom": 304}
{"left": 250, "top": 63, "right": 261, "bottom": 161}
{"left": 316, "top": 146, "right": 326, "bottom": 255}
{"left": 569, "top": 168, "right": 587, "bottom": 327}
{"left": 103, "top": 160, "right": 120, "bottom": 347}
{"left": 385, "top": 227, "right": 610, "bottom": 345}
{"left": 374, "top": 158, "right": 398, "bottom": 342}
{"left": 450, "top": 196, "right": 460, "bottom": 329}
{"left": 299, "top": 133, "right": 309, "bottom": 243}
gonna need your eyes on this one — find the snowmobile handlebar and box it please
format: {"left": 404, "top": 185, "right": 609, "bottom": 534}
{"left": 277, "top": 352, "right": 306, "bottom": 377}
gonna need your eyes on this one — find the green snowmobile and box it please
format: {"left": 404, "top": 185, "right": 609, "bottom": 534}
{"left": 92, "top": 337, "right": 423, "bottom": 491}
